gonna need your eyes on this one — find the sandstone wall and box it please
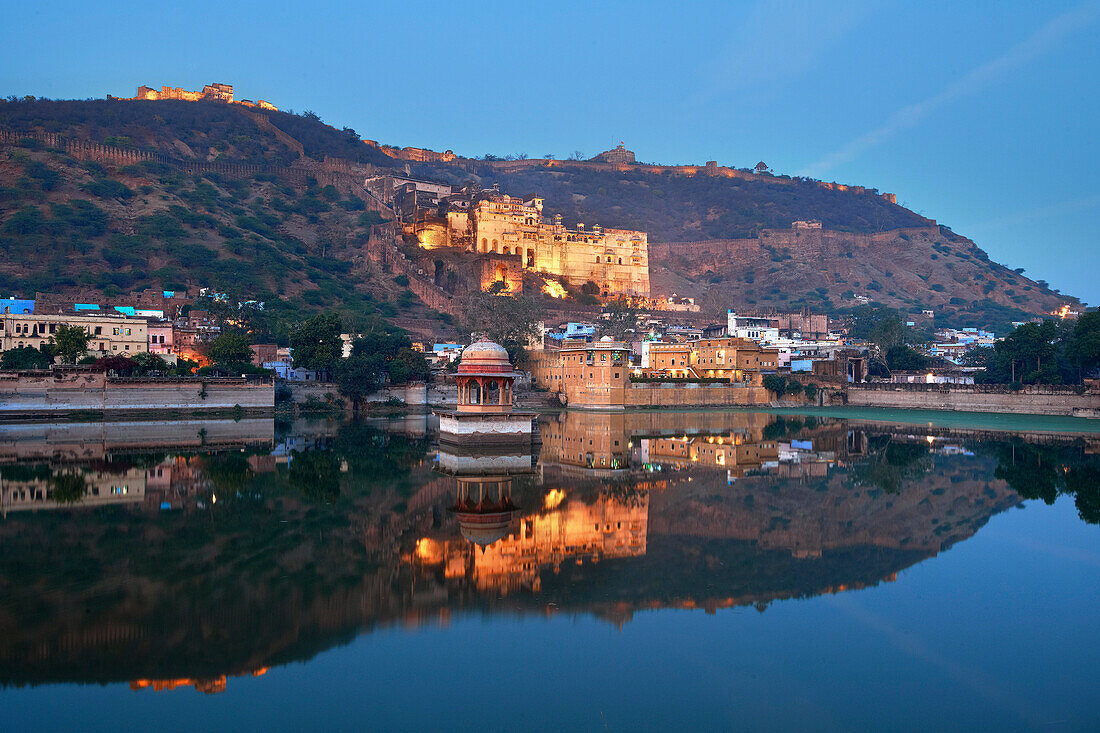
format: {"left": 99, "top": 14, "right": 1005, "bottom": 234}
{"left": 287, "top": 380, "right": 428, "bottom": 406}
{"left": 843, "top": 383, "right": 1100, "bottom": 418}
{"left": 0, "top": 372, "right": 273, "bottom": 415}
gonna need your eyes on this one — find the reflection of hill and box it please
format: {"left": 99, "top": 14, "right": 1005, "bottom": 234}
{"left": 0, "top": 416, "right": 1033, "bottom": 689}
{"left": 650, "top": 453, "right": 1021, "bottom": 557}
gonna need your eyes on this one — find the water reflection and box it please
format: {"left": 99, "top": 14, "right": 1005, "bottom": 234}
{"left": 0, "top": 411, "right": 1096, "bottom": 692}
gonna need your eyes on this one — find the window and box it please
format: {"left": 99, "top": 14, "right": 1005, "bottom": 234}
{"left": 95, "top": 327, "right": 102, "bottom": 335}
{"left": 124, "top": 328, "right": 131, "bottom": 336}
{"left": 113, "top": 328, "right": 120, "bottom": 336}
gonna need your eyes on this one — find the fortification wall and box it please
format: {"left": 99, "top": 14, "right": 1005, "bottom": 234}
{"left": 0, "top": 129, "right": 390, "bottom": 214}
{"left": 842, "top": 383, "right": 1100, "bottom": 418}
{"left": 364, "top": 225, "right": 462, "bottom": 316}
{"left": 439, "top": 157, "right": 896, "bottom": 202}
{"left": 0, "top": 372, "right": 274, "bottom": 415}
{"left": 648, "top": 226, "right": 942, "bottom": 273}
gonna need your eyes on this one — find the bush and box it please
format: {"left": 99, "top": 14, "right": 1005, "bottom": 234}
{"left": 762, "top": 374, "right": 787, "bottom": 395}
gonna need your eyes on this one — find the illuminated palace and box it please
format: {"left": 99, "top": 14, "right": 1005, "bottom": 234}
{"left": 418, "top": 189, "right": 650, "bottom": 298}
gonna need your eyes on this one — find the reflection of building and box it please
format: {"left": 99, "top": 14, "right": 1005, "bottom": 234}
{"left": 1, "top": 466, "right": 146, "bottom": 514}
{"left": 130, "top": 668, "right": 268, "bottom": 695}
{"left": 417, "top": 487, "right": 649, "bottom": 594}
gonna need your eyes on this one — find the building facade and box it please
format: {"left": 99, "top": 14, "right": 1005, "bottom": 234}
{"left": 421, "top": 191, "right": 651, "bottom": 298}
{"left": 1, "top": 314, "right": 148, "bottom": 357}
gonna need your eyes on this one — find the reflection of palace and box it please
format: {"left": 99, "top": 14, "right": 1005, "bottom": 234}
{"left": 415, "top": 487, "right": 648, "bottom": 594}
{"left": 131, "top": 668, "right": 268, "bottom": 695}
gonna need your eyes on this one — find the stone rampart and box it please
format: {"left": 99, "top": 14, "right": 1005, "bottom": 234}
{"left": 648, "top": 225, "right": 940, "bottom": 266}
{"left": 365, "top": 225, "right": 462, "bottom": 316}
{"left": 843, "top": 383, "right": 1100, "bottom": 418}
{"left": 0, "top": 129, "right": 391, "bottom": 214}
{"left": 0, "top": 371, "right": 274, "bottom": 416}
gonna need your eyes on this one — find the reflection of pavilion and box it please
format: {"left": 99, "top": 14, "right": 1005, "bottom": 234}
{"left": 450, "top": 476, "right": 520, "bottom": 546}
{"left": 434, "top": 341, "right": 535, "bottom": 444}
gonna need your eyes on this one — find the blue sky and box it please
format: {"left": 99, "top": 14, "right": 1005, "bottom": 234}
{"left": 2, "top": 1, "right": 1097, "bottom": 304}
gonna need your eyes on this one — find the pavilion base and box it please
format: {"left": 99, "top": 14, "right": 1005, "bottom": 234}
{"left": 434, "top": 410, "right": 536, "bottom": 446}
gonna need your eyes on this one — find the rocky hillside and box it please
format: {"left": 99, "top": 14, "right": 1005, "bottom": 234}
{"left": 0, "top": 133, "right": 451, "bottom": 338}
{"left": 0, "top": 97, "right": 1080, "bottom": 333}
{"left": 648, "top": 225, "right": 1069, "bottom": 331}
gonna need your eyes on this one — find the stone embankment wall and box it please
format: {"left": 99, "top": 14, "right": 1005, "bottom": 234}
{"left": 622, "top": 383, "right": 770, "bottom": 409}
{"left": 561, "top": 382, "right": 771, "bottom": 410}
{"left": 288, "top": 380, "right": 428, "bottom": 406}
{"left": 0, "top": 418, "right": 275, "bottom": 462}
{"left": 0, "top": 371, "right": 273, "bottom": 416}
{"left": 842, "top": 383, "right": 1100, "bottom": 418}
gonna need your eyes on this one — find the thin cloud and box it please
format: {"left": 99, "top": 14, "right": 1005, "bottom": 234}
{"left": 800, "top": 2, "right": 1100, "bottom": 176}
{"left": 967, "top": 193, "right": 1100, "bottom": 232}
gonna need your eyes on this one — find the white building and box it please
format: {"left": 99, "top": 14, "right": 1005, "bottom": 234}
{"left": 727, "top": 312, "right": 780, "bottom": 344}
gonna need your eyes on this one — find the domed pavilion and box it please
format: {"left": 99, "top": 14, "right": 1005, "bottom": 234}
{"left": 435, "top": 340, "right": 535, "bottom": 444}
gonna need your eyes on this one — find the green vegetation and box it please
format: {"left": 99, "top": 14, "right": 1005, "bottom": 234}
{"left": 206, "top": 332, "right": 254, "bottom": 366}
{"left": 460, "top": 291, "right": 544, "bottom": 362}
{"left": 991, "top": 441, "right": 1100, "bottom": 524}
{"left": 972, "top": 312, "right": 1099, "bottom": 384}
{"left": 763, "top": 374, "right": 804, "bottom": 397}
{"left": 52, "top": 323, "right": 88, "bottom": 364}
{"left": 1, "top": 344, "right": 55, "bottom": 369}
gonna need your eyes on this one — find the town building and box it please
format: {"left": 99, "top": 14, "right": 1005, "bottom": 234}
{"left": 1, "top": 313, "right": 148, "bottom": 357}
{"left": 727, "top": 312, "right": 780, "bottom": 343}
{"left": 1, "top": 298, "right": 34, "bottom": 315}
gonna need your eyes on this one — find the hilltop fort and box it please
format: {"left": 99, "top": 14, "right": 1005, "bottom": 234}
{"left": 112, "top": 81, "right": 278, "bottom": 111}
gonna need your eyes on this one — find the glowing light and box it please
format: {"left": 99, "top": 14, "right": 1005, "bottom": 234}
{"left": 544, "top": 488, "right": 566, "bottom": 510}
{"left": 415, "top": 537, "right": 443, "bottom": 563}
{"left": 542, "top": 280, "right": 568, "bottom": 299}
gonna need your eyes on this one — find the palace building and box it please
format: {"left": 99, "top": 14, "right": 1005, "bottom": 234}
{"left": 415, "top": 189, "right": 650, "bottom": 298}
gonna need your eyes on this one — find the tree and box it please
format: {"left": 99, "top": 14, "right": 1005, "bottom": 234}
{"left": 979, "top": 320, "right": 1061, "bottom": 384}
{"left": 461, "top": 292, "right": 544, "bottom": 363}
{"left": 290, "top": 312, "right": 343, "bottom": 372}
{"left": 131, "top": 351, "right": 169, "bottom": 375}
{"left": 1068, "top": 310, "right": 1100, "bottom": 377}
{"left": 52, "top": 324, "right": 89, "bottom": 364}
{"left": 51, "top": 472, "right": 87, "bottom": 504}
{"left": 763, "top": 374, "right": 787, "bottom": 396}
{"left": 1, "top": 345, "right": 54, "bottom": 370}
{"left": 885, "top": 345, "right": 929, "bottom": 371}
{"left": 207, "top": 332, "right": 253, "bottom": 365}
{"left": 336, "top": 353, "right": 384, "bottom": 412}
{"left": 286, "top": 448, "right": 340, "bottom": 503}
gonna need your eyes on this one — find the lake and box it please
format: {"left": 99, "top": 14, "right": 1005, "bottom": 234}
{"left": 0, "top": 409, "right": 1097, "bottom": 731}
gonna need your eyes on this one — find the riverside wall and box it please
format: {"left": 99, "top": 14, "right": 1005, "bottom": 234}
{"left": 842, "top": 383, "right": 1100, "bottom": 419}
{"left": 0, "top": 371, "right": 274, "bottom": 416}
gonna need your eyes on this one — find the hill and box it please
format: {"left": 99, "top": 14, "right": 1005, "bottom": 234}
{"left": 0, "top": 105, "right": 456, "bottom": 341}
{"left": 0, "top": 96, "right": 1080, "bottom": 334}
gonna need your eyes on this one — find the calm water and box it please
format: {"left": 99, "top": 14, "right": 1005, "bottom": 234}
{"left": 0, "top": 410, "right": 1097, "bottom": 732}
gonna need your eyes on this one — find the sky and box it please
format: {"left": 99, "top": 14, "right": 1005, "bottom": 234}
{"left": 2, "top": 0, "right": 1097, "bottom": 304}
